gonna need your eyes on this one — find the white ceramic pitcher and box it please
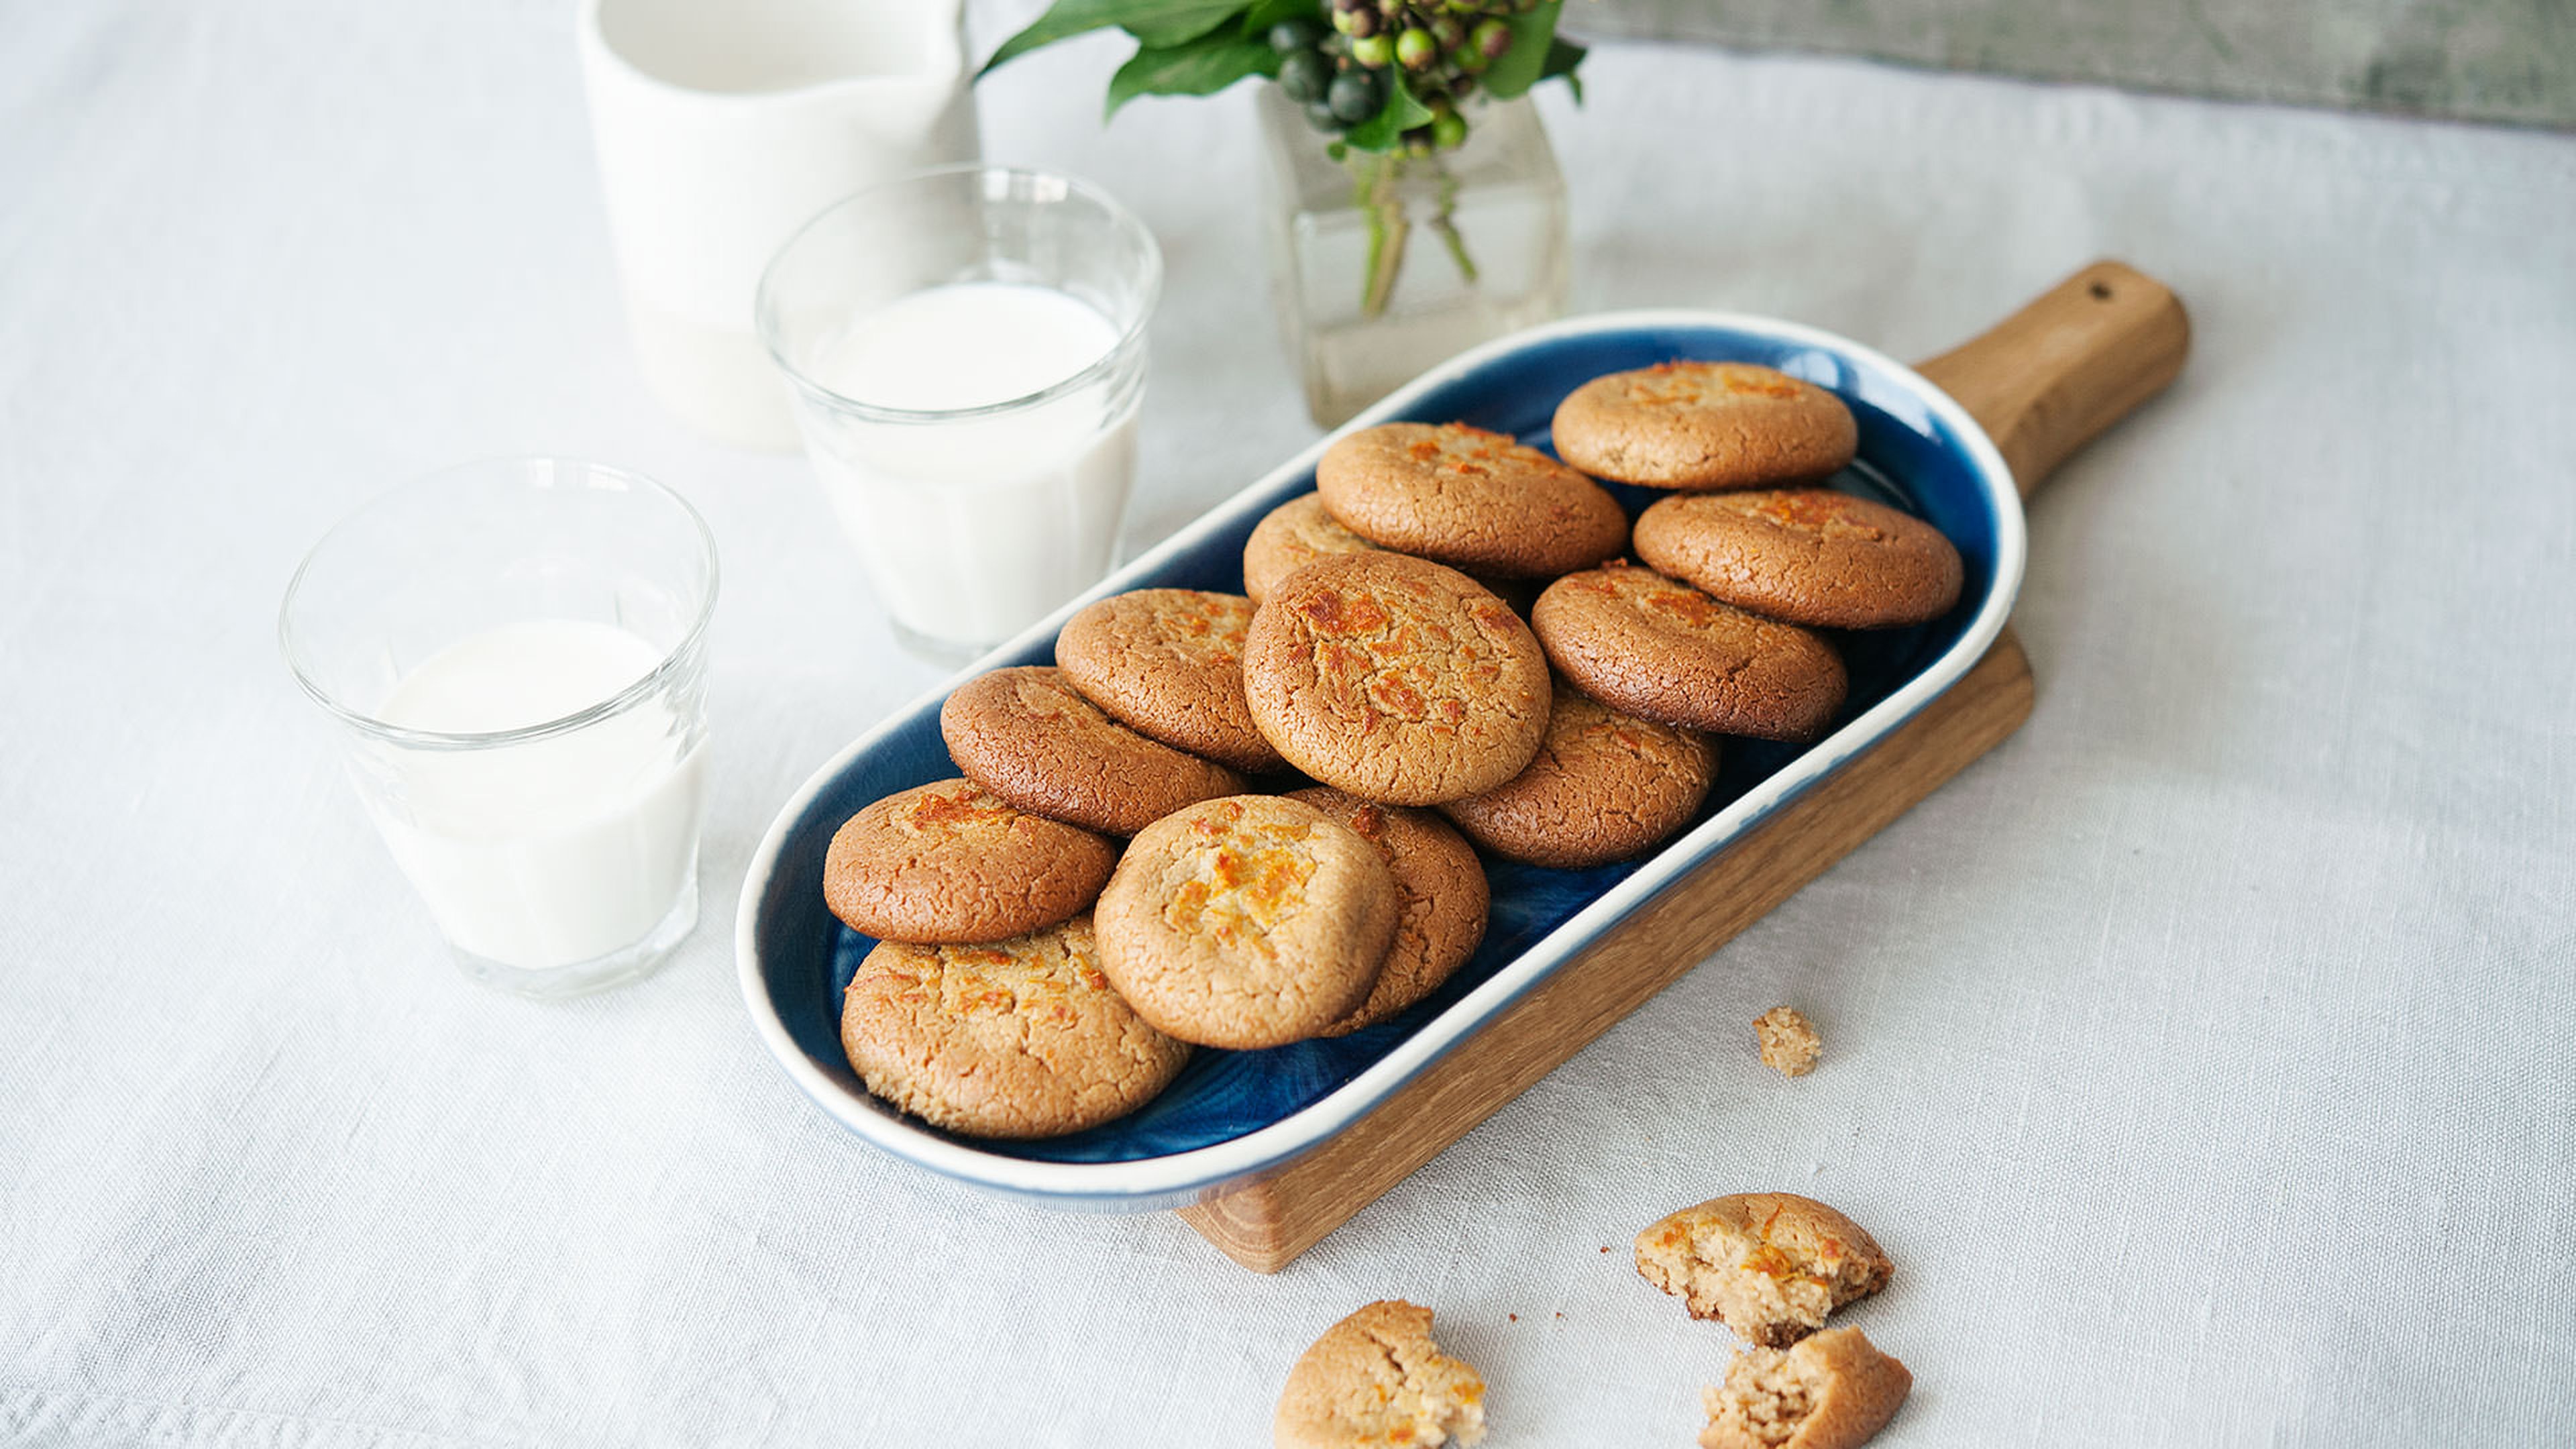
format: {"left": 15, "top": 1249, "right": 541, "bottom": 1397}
{"left": 579, "top": 0, "right": 980, "bottom": 449}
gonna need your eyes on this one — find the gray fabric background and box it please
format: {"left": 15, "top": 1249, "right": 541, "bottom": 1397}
{"left": 1578, "top": 0, "right": 2576, "bottom": 129}
{"left": 3, "top": 3, "right": 2573, "bottom": 1445}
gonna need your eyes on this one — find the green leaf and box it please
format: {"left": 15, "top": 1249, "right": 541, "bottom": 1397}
{"left": 981, "top": 0, "right": 1248, "bottom": 76}
{"left": 1124, "top": 7, "right": 1243, "bottom": 46}
{"left": 1106, "top": 31, "right": 1280, "bottom": 117}
{"left": 1341, "top": 70, "right": 1434, "bottom": 153}
{"left": 1477, "top": 1, "right": 1562, "bottom": 100}
{"left": 1541, "top": 34, "right": 1586, "bottom": 103}
{"left": 1237, "top": 0, "right": 1318, "bottom": 36}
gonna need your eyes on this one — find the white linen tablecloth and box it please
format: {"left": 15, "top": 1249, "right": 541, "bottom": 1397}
{"left": 3, "top": 3, "right": 2572, "bottom": 1444}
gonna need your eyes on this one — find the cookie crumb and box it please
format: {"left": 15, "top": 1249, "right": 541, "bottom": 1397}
{"left": 1754, "top": 1006, "right": 1821, "bottom": 1078}
{"left": 1699, "top": 1327, "right": 1911, "bottom": 1449}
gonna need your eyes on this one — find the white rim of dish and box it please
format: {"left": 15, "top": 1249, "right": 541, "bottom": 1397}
{"left": 736, "top": 308, "right": 2029, "bottom": 1203}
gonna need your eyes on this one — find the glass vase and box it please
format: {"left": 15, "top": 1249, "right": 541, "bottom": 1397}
{"left": 1256, "top": 84, "right": 1571, "bottom": 429}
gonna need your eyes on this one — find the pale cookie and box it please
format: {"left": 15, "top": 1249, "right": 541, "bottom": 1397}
{"left": 1551, "top": 361, "right": 1858, "bottom": 490}
{"left": 1316, "top": 421, "right": 1628, "bottom": 578}
{"left": 1288, "top": 787, "right": 1489, "bottom": 1034}
{"left": 1754, "top": 1006, "right": 1821, "bottom": 1079}
{"left": 1095, "top": 795, "right": 1399, "bottom": 1050}
{"left": 1531, "top": 564, "right": 1846, "bottom": 743}
{"left": 1243, "top": 553, "right": 1552, "bottom": 806}
{"left": 1244, "top": 493, "right": 1385, "bottom": 604}
{"left": 1633, "top": 489, "right": 1964, "bottom": 629}
{"left": 1635, "top": 1193, "right": 1893, "bottom": 1348}
{"left": 1700, "top": 1328, "right": 1912, "bottom": 1449}
{"left": 821, "top": 778, "right": 1116, "bottom": 944}
{"left": 941, "top": 665, "right": 1246, "bottom": 836}
{"left": 1056, "top": 588, "right": 1285, "bottom": 773}
{"left": 838, "top": 914, "right": 1190, "bottom": 1140}
{"left": 1275, "top": 1301, "right": 1487, "bottom": 1449}
{"left": 1437, "top": 679, "right": 1718, "bottom": 869}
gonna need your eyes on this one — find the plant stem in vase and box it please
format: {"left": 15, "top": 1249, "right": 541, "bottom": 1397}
{"left": 1261, "top": 87, "right": 1567, "bottom": 426}
{"left": 979, "top": 0, "right": 1586, "bottom": 429}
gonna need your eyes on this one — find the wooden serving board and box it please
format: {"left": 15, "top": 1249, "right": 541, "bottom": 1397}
{"left": 1178, "top": 260, "right": 2190, "bottom": 1272}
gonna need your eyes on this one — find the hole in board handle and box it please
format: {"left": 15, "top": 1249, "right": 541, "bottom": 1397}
{"left": 2088, "top": 280, "right": 2114, "bottom": 301}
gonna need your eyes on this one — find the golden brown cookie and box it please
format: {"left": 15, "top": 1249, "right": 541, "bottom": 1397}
{"left": 1055, "top": 588, "right": 1285, "bottom": 774}
{"left": 1243, "top": 553, "right": 1552, "bottom": 806}
{"left": 1700, "top": 1328, "right": 1912, "bottom": 1449}
{"left": 1633, "top": 489, "right": 1964, "bottom": 629}
{"left": 820, "top": 778, "right": 1116, "bottom": 945}
{"left": 1754, "top": 1006, "right": 1821, "bottom": 1079}
{"left": 1551, "top": 361, "right": 1858, "bottom": 491}
{"left": 1436, "top": 679, "right": 1718, "bottom": 869}
{"left": 1244, "top": 494, "right": 1385, "bottom": 604}
{"left": 1531, "top": 564, "right": 1846, "bottom": 743}
{"left": 1635, "top": 1193, "right": 1893, "bottom": 1347}
{"left": 1316, "top": 421, "right": 1628, "bottom": 578}
{"left": 941, "top": 666, "right": 1246, "bottom": 836}
{"left": 1275, "top": 1301, "right": 1487, "bottom": 1449}
{"left": 1094, "top": 795, "right": 1398, "bottom": 1050}
{"left": 1287, "top": 787, "right": 1489, "bottom": 1034}
{"left": 838, "top": 914, "right": 1190, "bottom": 1140}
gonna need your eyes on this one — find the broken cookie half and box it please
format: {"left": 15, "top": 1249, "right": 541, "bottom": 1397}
{"left": 1634, "top": 1192, "right": 1892, "bottom": 1347}
{"left": 1275, "top": 1299, "right": 1487, "bottom": 1449}
{"left": 1699, "top": 1327, "right": 1911, "bottom": 1449}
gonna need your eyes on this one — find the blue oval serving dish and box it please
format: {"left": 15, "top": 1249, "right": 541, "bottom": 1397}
{"left": 739, "top": 310, "right": 2026, "bottom": 1212}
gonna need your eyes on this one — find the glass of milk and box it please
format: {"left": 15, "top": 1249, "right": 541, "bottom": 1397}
{"left": 278, "top": 460, "right": 718, "bottom": 998}
{"left": 757, "top": 165, "right": 1161, "bottom": 659}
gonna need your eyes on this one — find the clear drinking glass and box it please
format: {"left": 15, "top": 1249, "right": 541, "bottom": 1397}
{"left": 757, "top": 164, "right": 1162, "bottom": 660}
{"left": 278, "top": 460, "right": 718, "bottom": 999}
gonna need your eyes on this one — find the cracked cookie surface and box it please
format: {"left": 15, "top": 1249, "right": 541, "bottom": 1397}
{"left": 942, "top": 665, "right": 1246, "bottom": 836}
{"left": 1095, "top": 795, "right": 1397, "bottom": 1049}
{"left": 1635, "top": 1193, "right": 1892, "bottom": 1347}
{"left": 1275, "top": 1300, "right": 1487, "bottom": 1449}
{"left": 1244, "top": 494, "right": 1386, "bottom": 604}
{"left": 1532, "top": 563, "right": 1845, "bottom": 743}
{"left": 1244, "top": 553, "right": 1552, "bottom": 806}
{"left": 839, "top": 913, "right": 1190, "bottom": 1139}
{"left": 1635, "top": 488, "right": 1963, "bottom": 629}
{"left": 1552, "top": 361, "right": 1858, "bottom": 490}
{"left": 1438, "top": 678, "right": 1718, "bottom": 869}
{"left": 1056, "top": 588, "right": 1284, "bottom": 774}
{"left": 1699, "top": 1328, "right": 1911, "bottom": 1449}
{"left": 1316, "top": 422, "right": 1627, "bottom": 578}
{"left": 1287, "top": 787, "right": 1489, "bottom": 1034}
{"left": 821, "top": 778, "right": 1116, "bottom": 945}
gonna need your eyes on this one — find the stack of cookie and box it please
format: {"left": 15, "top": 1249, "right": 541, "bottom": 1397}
{"left": 819, "top": 359, "right": 1967, "bottom": 1143}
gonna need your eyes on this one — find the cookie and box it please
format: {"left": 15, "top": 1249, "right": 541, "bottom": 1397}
{"left": 1244, "top": 494, "right": 1385, "bottom": 604}
{"left": 1700, "top": 1328, "right": 1911, "bottom": 1449}
{"left": 1436, "top": 679, "right": 1718, "bottom": 869}
{"left": 1633, "top": 489, "right": 1964, "bottom": 629}
{"left": 1531, "top": 564, "right": 1846, "bottom": 743}
{"left": 1094, "top": 795, "right": 1398, "bottom": 1050}
{"left": 838, "top": 914, "right": 1190, "bottom": 1139}
{"left": 1754, "top": 1006, "right": 1821, "bottom": 1079}
{"left": 1055, "top": 589, "right": 1285, "bottom": 774}
{"left": 821, "top": 778, "right": 1117, "bottom": 945}
{"left": 1635, "top": 1193, "right": 1893, "bottom": 1347}
{"left": 1287, "top": 787, "right": 1489, "bottom": 1034}
{"left": 1275, "top": 1301, "right": 1487, "bottom": 1449}
{"left": 941, "top": 665, "right": 1246, "bottom": 836}
{"left": 1551, "top": 361, "right": 1858, "bottom": 490}
{"left": 1243, "top": 553, "right": 1552, "bottom": 806}
{"left": 1316, "top": 421, "right": 1628, "bottom": 578}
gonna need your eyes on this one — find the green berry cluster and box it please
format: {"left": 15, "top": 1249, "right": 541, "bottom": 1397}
{"left": 1271, "top": 0, "right": 1540, "bottom": 154}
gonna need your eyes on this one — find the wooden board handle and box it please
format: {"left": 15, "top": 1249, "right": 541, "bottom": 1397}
{"left": 1915, "top": 260, "right": 2189, "bottom": 496}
